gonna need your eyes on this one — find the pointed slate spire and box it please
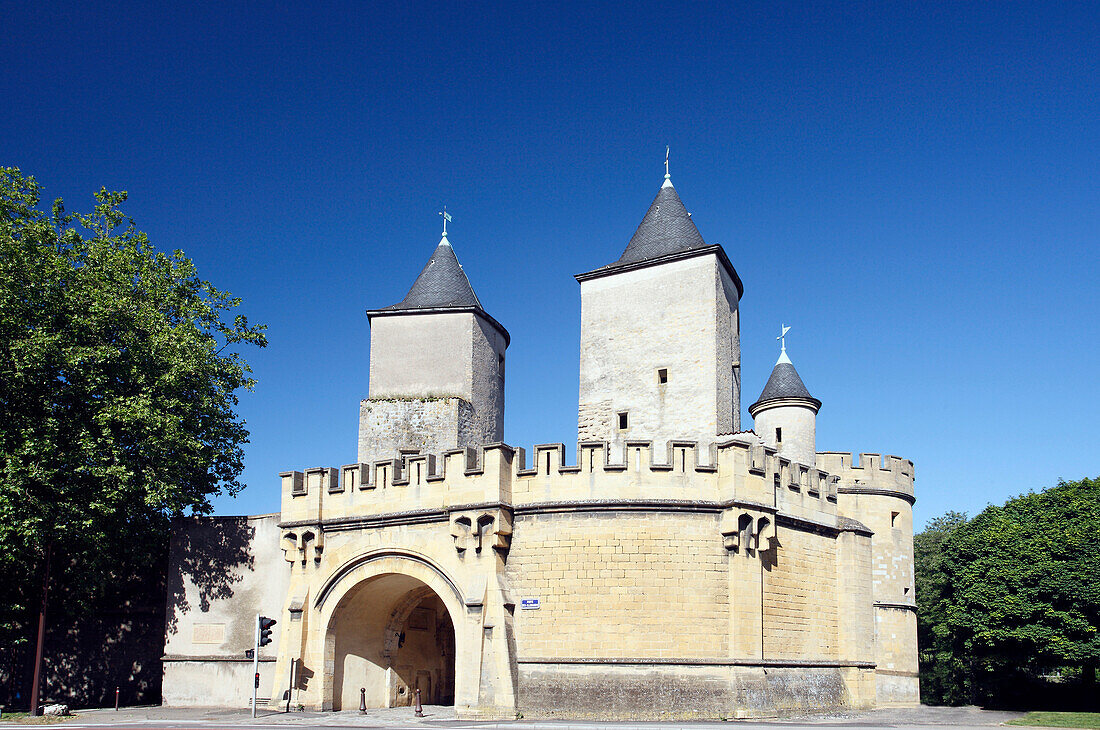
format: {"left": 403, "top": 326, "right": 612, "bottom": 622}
{"left": 387, "top": 234, "right": 483, "bottom": 311}
{"left": 751, "top": 349, "right": 820, "bottom": 411}
{"left": 574, "top": 164, "right": 743, "bottom": 299}
{"left": 613, "top": 179, "right": 708, "bottom": 267}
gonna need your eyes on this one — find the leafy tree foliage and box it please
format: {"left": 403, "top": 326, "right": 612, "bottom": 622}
{"left": 916, "top": 478, "right": 1100, "bottom": 706}
{"left": 914, "top": 510, "right": 967, "bottom": 702}
{"left": 0, "top": 168, "right": 265, "bottom": 702}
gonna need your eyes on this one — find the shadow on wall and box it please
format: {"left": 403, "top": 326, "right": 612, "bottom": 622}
{"left": 164, "top": 517, "right": 255, "bottom": 637}
{"left": 44, "top": 593, "right": 167, "bottom": 709}
{"left": 0, "top": 543, "right": 172, "bottom": 710}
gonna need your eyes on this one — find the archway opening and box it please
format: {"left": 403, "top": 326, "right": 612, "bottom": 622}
{"left": 328, "top": 573, "right": 455, "bottom": 710}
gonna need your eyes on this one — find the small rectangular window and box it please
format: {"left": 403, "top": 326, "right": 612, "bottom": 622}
{"left": 891, "top": 511, "right": 899, "bottom": 527}
{"left": 776, "top": 427, "right": 783, "bottom": 443}
{"left": 617, "top": 411, "right": 628, "bottom": 430}
{"left": 657, "top": 368, "right": 668, "bottom": 384}
{"left": 498, "top": 353, "right": 505, "bottom": 377}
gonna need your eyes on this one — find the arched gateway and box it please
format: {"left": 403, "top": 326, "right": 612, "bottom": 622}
{"left": 311, "top": 553, "right": 471, "bottom": 712}
{"left": 326, "top": 573, "right": 454, "bottom": 709}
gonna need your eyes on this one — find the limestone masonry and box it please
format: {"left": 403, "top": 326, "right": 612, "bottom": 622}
{"left": 162, "top": 168, "right": 919, "bottom": 719}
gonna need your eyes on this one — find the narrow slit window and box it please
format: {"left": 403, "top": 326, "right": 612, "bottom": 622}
{"left": 498, "top": 353, "right": 505, "bottom": 377}
{"left": 891, "top": 511, "right": 899, "bottom": 527}
{"left": 657, "top": 368, "right": 668, "bottom": 384}
{"left": 617, "top": 411, "right": 628, "bottom": 430}
{"left": 776, "top": 427, "right": 783, "bottom": 443}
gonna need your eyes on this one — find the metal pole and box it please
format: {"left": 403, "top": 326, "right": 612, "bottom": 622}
{"left": 286, "top": 659, "right": 295, "bottom": 713}
{"left": 114, "top": 687, "right": 119, "bottom": 711}
{"left": 414, "top": 687, "right": 423, "bottom": 717}
{"left": 251, "top": 614, "right": 259, "bottom": 718}
{"left": 359, "top": 688, "right": 366, "bottom": 715}
{"left": 28, "top": 544, "right": 51, "bottom": 716}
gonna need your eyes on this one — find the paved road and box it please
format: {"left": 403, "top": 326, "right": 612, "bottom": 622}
{"left": 0, "top": 705, "right": 1028, "bottom": 730}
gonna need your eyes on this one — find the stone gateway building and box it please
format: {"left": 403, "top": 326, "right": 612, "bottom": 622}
{"left": 162, "top": 168, "right": 918, "bottom": 719}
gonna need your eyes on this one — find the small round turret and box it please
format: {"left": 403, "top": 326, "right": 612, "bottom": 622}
{"left": 749, "top": 335, "right": 820, "bottom": 466}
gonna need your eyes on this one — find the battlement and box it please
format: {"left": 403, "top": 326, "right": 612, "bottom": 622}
{"left": 815, "top": 452, "right": 914, "bottom": 501}
{"left": 279, "top": 436, "right": 847, "bottom": 528}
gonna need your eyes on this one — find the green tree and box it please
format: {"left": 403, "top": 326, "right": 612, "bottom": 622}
{"left": 0, "top": 167, "right": 266, "bottom": 704}
{"left": 918, "top": 479, "right": 1100, "bottom": 706}
{"left": 914, "top": 510, "right": 967, "bottom": 703}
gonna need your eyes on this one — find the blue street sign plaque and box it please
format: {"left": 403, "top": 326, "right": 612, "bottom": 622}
{"left": 520, "top": 598, "right": 541, "bottom": 610}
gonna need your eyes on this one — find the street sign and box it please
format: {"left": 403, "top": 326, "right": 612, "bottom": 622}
{"left": 520, "top": 598, "right": 541, "bottom": 610}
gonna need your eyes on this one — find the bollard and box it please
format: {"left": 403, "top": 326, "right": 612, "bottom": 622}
{"left": 359, "top": 688, "right": 366, "bottom": 715}
{"left": 114, "top": 687, "right": 119, "bottom": 711}
{"left": 413, "top": 687, "right": 423, "bottom": 717}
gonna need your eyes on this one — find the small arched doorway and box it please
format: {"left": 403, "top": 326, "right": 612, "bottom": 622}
{"left": 328, "top": 573, "right": 456, "bottom": 710}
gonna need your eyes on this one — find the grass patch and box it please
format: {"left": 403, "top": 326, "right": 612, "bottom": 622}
{"left": 1006, "top": 712, "right": 1100, "bottom": 729}
{"left": 0, "top": 712, "right": 78, "bottom": 725}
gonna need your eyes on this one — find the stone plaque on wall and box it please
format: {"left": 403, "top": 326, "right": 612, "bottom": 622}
{"left": 192, "top": 623, "right": 226, "bottom": 645}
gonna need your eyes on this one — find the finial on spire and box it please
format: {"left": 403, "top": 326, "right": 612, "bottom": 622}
{"left": 665, "top": 146, "right": 671, "bottom": 179}
{"left": 439, "top": 206, "right": 452, "bottom": 238}
{"left": 777, "top": 324, "right": 792, "bottom": 364}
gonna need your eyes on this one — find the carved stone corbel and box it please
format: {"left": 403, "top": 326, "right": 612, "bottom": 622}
{"left": 721, "top": 509, "right": 776, "bottom": 556}
{"left": 450, "top": 509, "right": 512, "bottom": 555}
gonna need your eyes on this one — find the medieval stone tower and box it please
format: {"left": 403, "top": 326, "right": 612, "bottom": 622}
{"left": 358, "top": 230, "right": 509, "bottom": 463}
{"left": 748, "top": 341, "right": 821, "bottom": 467}
{"left": 163, "top": 161, "right": 919, "bottom": 720}
{"left": 577, "top": 170, "right": 743, "bottom": 450}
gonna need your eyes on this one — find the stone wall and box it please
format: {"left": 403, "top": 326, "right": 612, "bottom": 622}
{"left": 506, "top": 511, "right": 729, "bottom": 659}
{"left": 577, "top": 253, "right": 740, "bottom": 449}
{"left": 357, "top": 397, "right": 475, "bottom": 464}
{"left": 754, "top": 402, "right": 817, "bottom": 467}
{"left": 168, "top": 442, "right": 913, "bottom": 718}
{"left": 367, "top": 313, "right": 471, "bottom": 400}
{"left": 162, "top": 514, "right": 290, "bottom": 707}
{"left": 822, "top": 452, "right": 919, "bottom": 705}
{"left": 360, "top": 311, "right": 505, "bottom": 464}
{"left": 762, "top": 527, "right": 838, "bottom": 660}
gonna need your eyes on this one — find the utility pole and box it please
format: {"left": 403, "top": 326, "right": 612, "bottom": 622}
{"left": 28, "top": 544, "right": 51, "bottom": 716}
{"left": 251, "top": 614, "right": 259, "bottom": 719}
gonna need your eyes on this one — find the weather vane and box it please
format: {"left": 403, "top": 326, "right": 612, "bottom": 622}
{"left": 439, "top": 206, "right": 452, "bottom": 236}
{"left": 777, "top": 324, "right": 791, "bottom": 354}
{"left": 665, "top": 146, "right": 671, "bottom": 179}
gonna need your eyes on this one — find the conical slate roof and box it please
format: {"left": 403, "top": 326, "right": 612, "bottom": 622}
{"left": 370, "top": 233, "right": 511, "bottom": 344}
{"left": 386, "top": 235, "right": 483, "bottom": 311}
{"left": 614, "top": 179, "right": 707, "bottom": 266}
{"left": 574, "top": 175, "right": 743, "bottom": 298}
{"left": 750, "top": 350, "right": 820, "bottom": 411}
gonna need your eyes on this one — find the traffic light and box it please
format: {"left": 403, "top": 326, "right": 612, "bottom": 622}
{"left": 259, "top": 616, "right": 277, "bottom": 646}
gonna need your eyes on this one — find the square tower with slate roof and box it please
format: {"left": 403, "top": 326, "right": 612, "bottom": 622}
{"left": 576, "top": 171, "right": 743, "bottom": 451}
{"left": 358, "top": 230, "right": 508, "bottom": 463}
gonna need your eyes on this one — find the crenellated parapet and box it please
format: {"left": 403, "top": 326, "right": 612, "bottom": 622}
{"left": 279, "top": 435, "right": 850, "bottom": 532}
{"left": 815, "top": 452, "right": 914, "bottom": 505}
{"left": 820, "top": 449, "right": 918, "bottom": 698}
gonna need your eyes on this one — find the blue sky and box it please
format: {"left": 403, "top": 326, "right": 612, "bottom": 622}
{"left": 4, "top": 1, "right": 1098, "bottom": 529}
